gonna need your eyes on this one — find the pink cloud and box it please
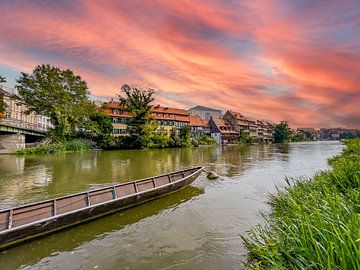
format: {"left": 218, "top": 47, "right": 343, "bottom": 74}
{"left": 0, "top": 0, "right": 359, "bottom": 128}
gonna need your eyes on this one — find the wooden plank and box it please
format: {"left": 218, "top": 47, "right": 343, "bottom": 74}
{"left": 8, "top": 209, "right": 13, "bottom": 229}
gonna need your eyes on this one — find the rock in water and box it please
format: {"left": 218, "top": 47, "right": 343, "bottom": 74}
{"left": 207, "top": 171, "right": 219, "bottom": 180}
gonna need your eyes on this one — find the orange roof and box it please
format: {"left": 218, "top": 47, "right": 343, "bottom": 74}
{"left": 152, "top": 105, "right": 189, "bottom": 116}
{"left": 212, "top": 119, "right": 238, "bottom": 134}
{"left": 190, "top": 115, "right": 204, "bottom": 126}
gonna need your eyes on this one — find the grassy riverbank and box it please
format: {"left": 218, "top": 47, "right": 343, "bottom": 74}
{"left": 242, "top": 139, "right": 360, "bottom": 269}
{"left": 14, "top": 139, "right": 92, "bottom": 155}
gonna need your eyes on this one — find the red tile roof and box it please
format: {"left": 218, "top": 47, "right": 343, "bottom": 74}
{"left": 190, "top": 115, "right": 205, "bottom": 127}
{"left": 213, "top": 119, "right": 238, "bottom": 134}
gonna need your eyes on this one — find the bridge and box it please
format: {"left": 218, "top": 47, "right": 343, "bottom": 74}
{"left": 0, "top": 118, "right": 48, "bottom": 153}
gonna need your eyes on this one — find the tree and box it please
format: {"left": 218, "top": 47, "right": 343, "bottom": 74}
{"left": 119, "top": 84, "right": 155, "bottom": 148}
{"left": 179, "top": 125, "right": 191, "bottom": 147}
{"left": 16, "top": 64, "right": 92, "bottom": 141}
{"left": 274, "top": 121, "right": 291, "bottom": 143}
{"left": 78, "top": 109, "right": 113, "bottom": 146}
{"left": 0, "top": 75, "right": 6, "bottom": 114}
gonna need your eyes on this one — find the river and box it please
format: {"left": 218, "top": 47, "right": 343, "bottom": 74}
{"left": 0, "top": 141, "right": 343, "bottom": 270}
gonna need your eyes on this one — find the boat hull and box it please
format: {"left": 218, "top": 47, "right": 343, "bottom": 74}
{"left": 0, "top": 167, "right": 203, "bottom": 250}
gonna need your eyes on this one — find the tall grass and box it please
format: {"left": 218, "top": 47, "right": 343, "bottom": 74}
{"left": 14, "top": 139, "right": 92, "bottom": 155}
{"left": 242, "top": 139, "right": 360, "bottom": 269}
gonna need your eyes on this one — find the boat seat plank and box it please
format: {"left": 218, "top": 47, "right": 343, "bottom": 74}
{"left": 136, "top": 179, "right": 155, "bottom": 192}
{"left": 12, "top": 202, "right": 54, "bottom": 227}
{"left": 89, "top": 188, "right": 114, "bottom": 205}
{"left": 154, "top": 175, "right": 171, "bottom": 187}
{"left": 56, "top": 194, "right": 87, "bottom": 215}
{"left": 0, "top": 211, "right": 10, "bottom": 231}
{"left": 115, "top": 183, "right": 136, "bottom": 198}
{"left": 171, "top": 172, "right": 183, "bottom": 181}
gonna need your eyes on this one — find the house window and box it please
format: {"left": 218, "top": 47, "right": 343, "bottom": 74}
{"left": 125, "top": 119, "right": 130, "bottom": 124}
{"left": 112, "top": 117, "right": 117, "bottom": 123}
{"left": 113, "top": 129, "right": 120, "bottom": 134}
{"left": 117, "top": 118, "right": 122, "bottom": 123}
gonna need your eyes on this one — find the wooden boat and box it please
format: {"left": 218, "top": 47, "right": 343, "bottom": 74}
{"left": 0, "top": 166, "right": 203, "bottom": 250}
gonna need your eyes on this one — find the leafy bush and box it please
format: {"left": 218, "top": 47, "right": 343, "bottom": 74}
{"left": 14, "top": 139, "right": 92, "bottom": 155}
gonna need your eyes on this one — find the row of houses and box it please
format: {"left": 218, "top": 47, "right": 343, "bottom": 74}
{"left": 0, "top": 88, "right": 53, "bottom": 131}
{"left": 101, "top": 102, "right": 275, "bottom": 145}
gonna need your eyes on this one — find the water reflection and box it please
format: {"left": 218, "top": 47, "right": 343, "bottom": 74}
{"left": 1, "top": 145, "right": 277, "bottom": 208}
{"left": 0, "top": 142, "right": 343, "bottom": 270}
{"left": 0, "top": 186, "right": 203, "bottom": 269}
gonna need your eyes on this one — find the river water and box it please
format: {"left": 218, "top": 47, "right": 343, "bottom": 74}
{"left": 0, "top": 141, "right": 342, "bottom": 270}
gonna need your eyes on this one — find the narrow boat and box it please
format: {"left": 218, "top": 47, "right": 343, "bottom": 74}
{"left": 0, "top": 166, "right": 203, "bottom": 250}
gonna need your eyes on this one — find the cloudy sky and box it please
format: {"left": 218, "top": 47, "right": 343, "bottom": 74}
{"left": 0, "top": 0, "right": 359, "bottom": 128}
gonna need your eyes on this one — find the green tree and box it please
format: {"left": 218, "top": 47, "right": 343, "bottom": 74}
{"left": 0, "top": 75, "right": 6, "bottom": 114}
{"left": 78, "top": 109, "right": 113, "bottom": 146}
{"left": 238, "top": 130, "right": 254, "bottom": 144}
{"left": 274, "top": 121, "right": 291, "bottom": 143}
{"left": 16, "top": 64, "right": 92, "bottom": 141}
{"left": 179, "top": 125, "right": 191, "bottom": 147}
{"left": 119, "top": 84, "right": 155, "bottom": 148}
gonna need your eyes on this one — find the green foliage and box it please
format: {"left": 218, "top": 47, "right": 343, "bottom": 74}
{"left": 13, "top": 139, "right": 92, "bottom": 155}
{"left": 340, "top": 130, "right": 360, "bottom": 139}
{"left": 291, "top": 130, "right": 313, "bottom": 142}
{"left": 16, "top": 64, "right": 92, "bottom": 142}
{"left": 179, "top": 125, "right": 191, "bottom": 147}
{"left": 0, "top": 75, "right": 6, "bottom": 114}
{"left": 238, "top": 130, "right": 254, "bottom": 144}
{"left": 273, "top": 122, "right": 291, "bottom": 143}
{"left": 76, "top": 109, "right": 113, "bottom": 147}
{"left": 191, "top": 135, "right": 216, "bottom": 146}
{"left": 0, "top": 93, "right": 4, "bottom": 114}
{"left": 119, "top": 84, "right": 155, "bottom": 148}
{"left": 242, "top": 139, "right": 360, "bottom": 270}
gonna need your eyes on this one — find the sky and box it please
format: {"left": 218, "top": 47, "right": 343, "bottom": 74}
{"left": 0, "top": 0, "right": 359, "bottom": 128}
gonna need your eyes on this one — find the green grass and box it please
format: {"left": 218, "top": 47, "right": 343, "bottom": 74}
{"left": 13, "top": 139, "right": 92, "bottom": 155}
{"left": 242, "top": 139, "right": 360, "bottom": 270}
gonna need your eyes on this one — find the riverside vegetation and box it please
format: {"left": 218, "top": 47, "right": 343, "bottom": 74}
{"left": 242, "top": 139, "right": 360, "bottom": 269}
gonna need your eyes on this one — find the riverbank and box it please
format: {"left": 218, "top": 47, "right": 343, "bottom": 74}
{"left": 242, "top": 139, "right": 360, "bottom": 269}
{"left": 13, "top": 139, "right": 92, "bottom": 155}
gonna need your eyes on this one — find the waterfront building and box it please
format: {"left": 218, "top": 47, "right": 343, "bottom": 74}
{"left": 151, "top": 104, "right": 190, "bottom": 132}
{"left": 222, "top": 110, "right": 252, "bottom": 135}
{"left": 189, "top": 105, "right": 222, "bottom": 121}
{"left": 256, "top": 120, "right": 274, "bottom": 143}
{"left": 209, "top": 117, "right": 239, "bottom": 145}
{"left": 100, "top": 101, "right": 132, "bottom": 136}
{"left": 102, "top": 101, "right": 190, "bottom": 136}
{"left": 189, "top": 115, "right": 210, "bottom": 137}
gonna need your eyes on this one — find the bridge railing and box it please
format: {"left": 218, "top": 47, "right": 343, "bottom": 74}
{"left": 0, "top": 118, "right": 49, "bottom": 133}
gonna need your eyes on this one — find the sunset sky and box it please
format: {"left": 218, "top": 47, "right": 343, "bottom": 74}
{"left": 0, "top": 0, "right": 359, "bottom": 128}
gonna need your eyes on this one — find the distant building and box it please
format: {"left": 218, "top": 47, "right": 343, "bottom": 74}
{"left": 189, "top": 105, "right": 222, "bottom": 121}
{"left": 209, "top": 117, "right": 239, "bottom": 145}
{"left": 296, "top": 128, "right": 319, "bottom": 140}
{"left": 189, "top": 115, "right": 210, "bottom": 137}
{"left": 0, "top": 88, "right": 52, "bottom": 132}
{"left": 223, "top": 110, "right": 274, "bottom": 142}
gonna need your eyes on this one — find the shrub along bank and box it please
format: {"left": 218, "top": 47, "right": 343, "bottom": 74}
{"left": 242, "top": 139, "right": 360, "bottom": 269}
{"left": 14, "top": 139, "right": 92, "bottom": 155}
